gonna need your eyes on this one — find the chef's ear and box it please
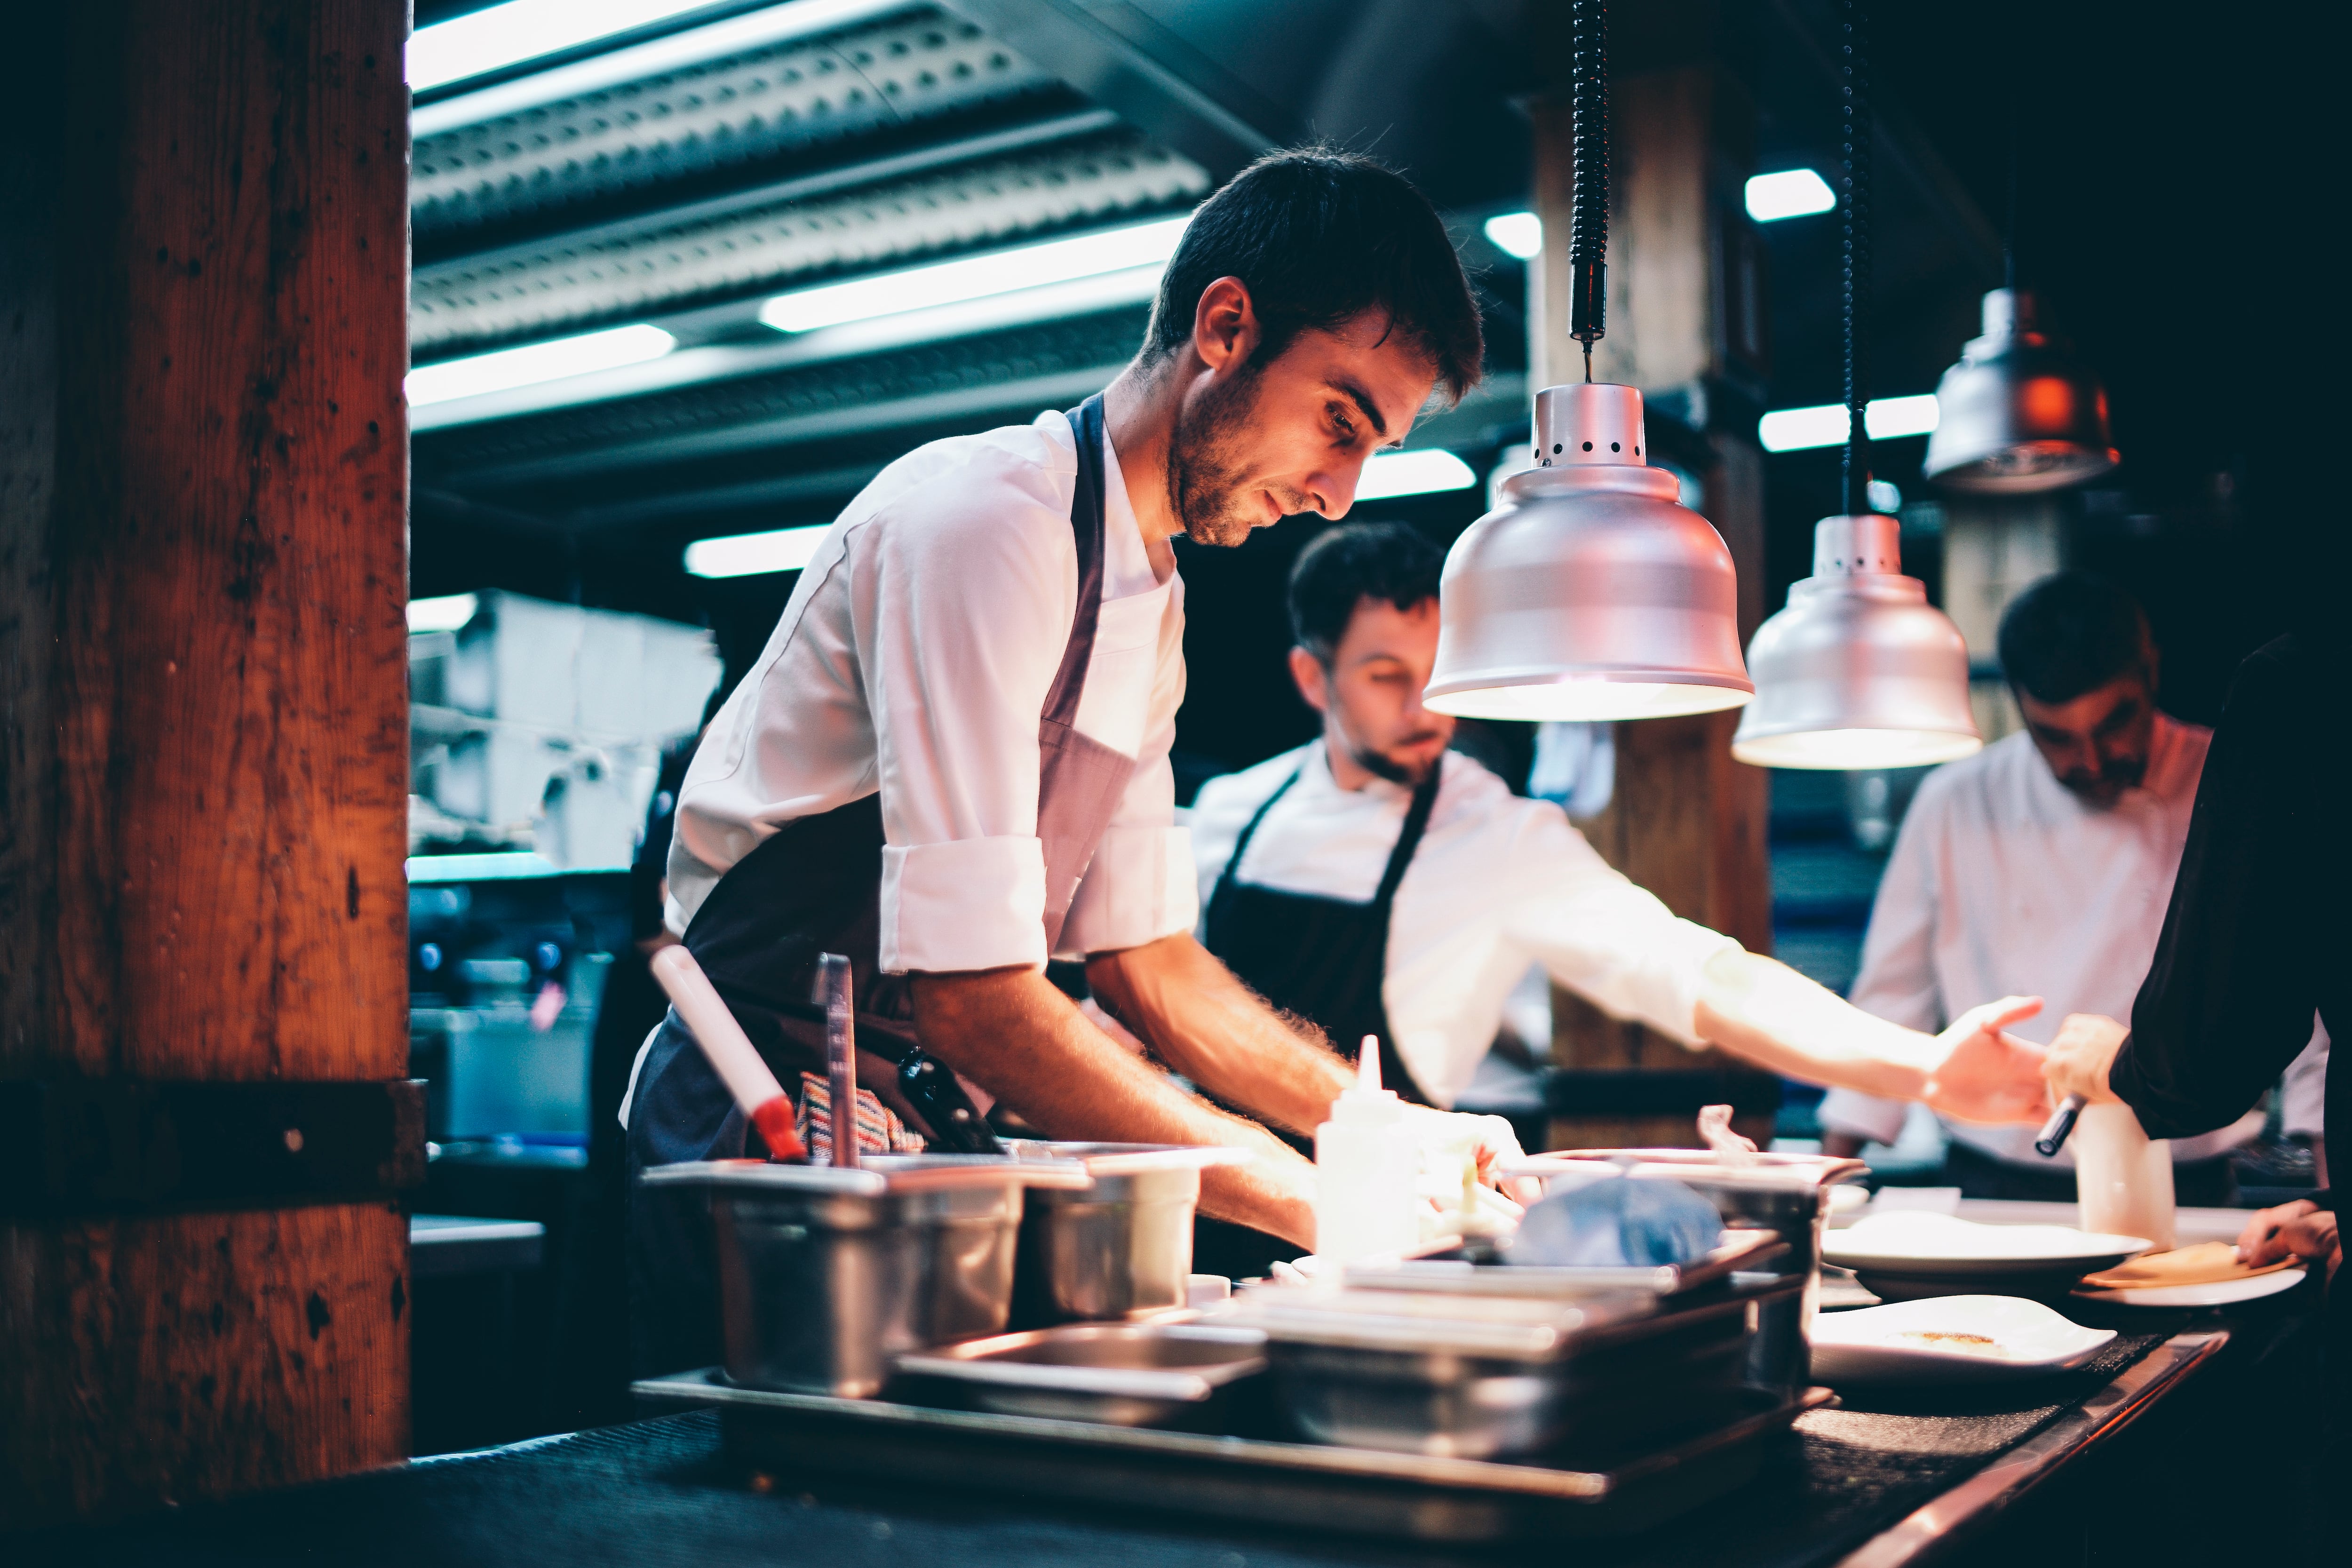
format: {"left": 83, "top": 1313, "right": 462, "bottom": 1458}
{"left": 1192, "top": 275, "right": 1261, "bottom": 373}
{"left": 1289, "top": 644, "right": 1332, "bottom": 714}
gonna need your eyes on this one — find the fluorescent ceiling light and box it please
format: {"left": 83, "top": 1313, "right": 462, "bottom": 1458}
{"left": 407, "top": 852, "right": 625, "bottom": 882}
{"left": 760, "top": 215, "right": 1192, "bottom": 334}
{"left": 684, "top": 524, "right": 831, "bottom": 579}
{"left": 406, "top": 324, "right": 675, "bottom": 408}
{"left": 407, "top": 0, "right": 715, "bottom": 90}
{"left": 1483, "top": 211, "right": 1543, "bottom": 260}
{"left": 1745, "top": 168, "right": 1838, "bottom": 223}
{"left": 1357, "top": 449, "right": 1478, "bottom": 501}
{"left": 407, "top": 592, "right": 481, "bottom": 634}
{"left": 1758, "top": 394, "right": 1940, "bottom": 453}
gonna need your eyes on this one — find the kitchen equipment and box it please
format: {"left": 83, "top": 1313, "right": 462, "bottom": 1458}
{"left": 818, "top": 951, "right": 857, "bottom": 1169}
{"left": 2034, "top": 1093, "right": 2087, "bottom": 1157}
{"left": 1346, "top": 1226, "right": 1786, "bottom": 1299}
{"left": 1313, "top": 1041, "right": 1419, "bottom": 1270}
{"left": 641, "top": 1155, "right": 1088, "bottom": 1397}
{"left": 648, "top": 947, "right": 806, "bottom": 1161}
{"left": 1503, "top": 1148, "right": 1865, "bottom": 1395}
{"left": 2073, "top": 1101, "right": 2177, "bottom": 1250}
{"left": 894, "top": 1323, "right": 1268, "bottom": 1429}
{"left": 997, "top": 1141, "right": 1251, "bottom": 1326}
{"left": 1227, "top": 1273, "right": 1798, "bottom": 1460}
{"left": 1808, "top": 1295, "right": 2115, "bottom": 1385}
{"left": 1823, "top": 1210, "right": 2149, "bottom": 1302}
{"left": 636, "top": 1367, "right": 1831, "bottom": 1543}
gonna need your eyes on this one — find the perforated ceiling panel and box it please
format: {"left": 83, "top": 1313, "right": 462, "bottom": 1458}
{"left": 413, "top": 128, "right": 1206, "bottom": 356}
{"left": 412, "top": 8, "right": 1064, "bottom": 240}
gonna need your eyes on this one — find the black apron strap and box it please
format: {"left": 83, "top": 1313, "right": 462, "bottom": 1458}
{"left": 1206, "top": 764, "right": 1303, "bottom": 909}
{"left": 1375, "top": 767, "right": 1443, "bottom": 907}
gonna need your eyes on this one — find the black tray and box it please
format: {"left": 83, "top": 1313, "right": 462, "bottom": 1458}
{"left": 632, "top": 1369, "right": 1834, "bottom": 1544}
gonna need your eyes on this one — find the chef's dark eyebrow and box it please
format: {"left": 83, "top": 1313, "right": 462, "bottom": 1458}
{"left": 1326, "top": 379, "right": 1400, "bottom": 446}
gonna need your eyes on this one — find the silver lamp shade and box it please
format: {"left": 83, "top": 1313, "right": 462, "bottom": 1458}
{"left": 1731, "top": 513, "right": 1981, "bottom": 770}
{"left": 1425, "top": 383, "right": 1752, "bottom": 722}
{"left": 1923, "top": 288, "right": 2119, "bottom": 493}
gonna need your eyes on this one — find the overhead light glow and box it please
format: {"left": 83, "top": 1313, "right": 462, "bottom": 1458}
{"left": 407, "top": 852, "right": 625, "bottom": 882}
{"left": 407, "top": 0, "right": 716, "bottom": 90}
{"left": 759, "top": 216, "right": 1192, "bottom": 334}
{"left": 684, "top": 524, "right": 831, "bottom": 579}
{"left": 1758, "top": 394, "right": 1941, "bottom": 453}
{"left": 1483, "top": 211, "right": 1543, "bottom": 260}
{"left": 407, "top": 592, "right": 481, "bottom": 634}
{"left": 406, "top": 325, "right": 676, "bottom": 408}
{"left": 1744, "top": 168, "right": 1838, "bottom": 223}
{"left": 1357, "top": 449, "right": 1478, "bottom": 501}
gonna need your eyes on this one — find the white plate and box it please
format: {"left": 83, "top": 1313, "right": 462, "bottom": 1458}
{"left": 2073, "top": 1266, "right": 2306, "bottom": 1309}
{"left": 1822, "top": 1210, "right": 2150, "bottom": 1277}
{"left": 1809, "top": 1295, "right": 2116, "bottom": 1385}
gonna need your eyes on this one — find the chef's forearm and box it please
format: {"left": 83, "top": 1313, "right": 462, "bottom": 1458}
{"left": 1085, "top": 934, "right": 1352, "bottom": 1136}
{"left": 1692, "top": 950, "right": 1935, "bottom": 1100}
{"left": 911, "top": 965, "right": 1316, "bottom": 1243}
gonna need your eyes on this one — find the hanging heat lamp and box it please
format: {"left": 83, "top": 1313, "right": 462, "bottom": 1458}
{"left": 1732, "top": 0, "right": 1980, "bottom": 771}
{"left": 1923, "top": 287, "right": 2119, "bottom": 492}
{"left": 1425, "top": 0, "right": 1753, "bottom": 723}
{"left": 1922, "top": 72, "right": 2118, "bottom": 491}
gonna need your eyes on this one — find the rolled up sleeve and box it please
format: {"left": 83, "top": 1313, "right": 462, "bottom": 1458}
{"left": 860, "top": 447, "right": 1077, "bottom": 974}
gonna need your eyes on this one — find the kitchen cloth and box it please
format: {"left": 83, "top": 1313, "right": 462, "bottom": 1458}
{"left": 795, "top": 1073, "right": 926, "bottom": 1160}
{"left": 2076, "top": 1241, "right": 2296, "bottom": 1291}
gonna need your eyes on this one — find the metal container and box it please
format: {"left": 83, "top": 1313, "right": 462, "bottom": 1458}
{"left": 641, "top": 1156, "right": 1089, "bottom": 1397}
{"left": 1502, "top": 1150, "right": 1866, "bottom": 1396}
{"left": 1226, "top": 1275, "right": 1797, "bottom": 1459}
{"left": 1343, "top": 1226, "right": 1788, "bottom": 1299}
{"left": 895, "top": 1322, "right": 1268, "bottom": 1429}
{"left": 998, "top": 1142, "right": 1250, "bottom": 1325}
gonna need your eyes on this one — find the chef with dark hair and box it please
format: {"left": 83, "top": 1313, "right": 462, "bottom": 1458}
{"left": 1191, "top": 522, "right": 2052, "bottom": 1119}
{"left": 619, "top": 150, "right": 1524, "bottom": 1373}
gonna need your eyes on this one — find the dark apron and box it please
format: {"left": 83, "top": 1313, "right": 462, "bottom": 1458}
{"left": 625, "top": 394, "right": 1137, "bottom": 1376}
{"left": 1200, "top": 761, "right": 1443, "bottom": 1111}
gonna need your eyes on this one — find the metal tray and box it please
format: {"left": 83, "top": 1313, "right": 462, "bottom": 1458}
{"left": 894, "top": 1322, "right": 1266, "bottom": 1429}
{"left": 1344, "top": 1225, "right": 1789, "bottom": 1297}
{"left": 632, "top": 1369, "right": 1833, "bottom": 1544}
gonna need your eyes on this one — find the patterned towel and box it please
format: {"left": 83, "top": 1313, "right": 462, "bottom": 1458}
{"left": 795, "top": 1073, "right": 927, "bottom": 1161}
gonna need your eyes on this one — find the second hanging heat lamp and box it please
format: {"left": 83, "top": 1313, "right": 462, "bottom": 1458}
{"left": 1425, "top": 0, "right": 1753, "bottom": 723}
{"left": 1731, "top": 0, "right": 1981, "bottom": 771}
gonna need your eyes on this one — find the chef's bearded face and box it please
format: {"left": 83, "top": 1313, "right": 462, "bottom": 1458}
{"left": 1161, "top": 292, "right": 1441, "bottom": 549}
{"left": 2017, "top": 667, "right": 2159, "bottom": 809}
{"left": 1291, "top": 594, "right": 1454, "bottom": 786}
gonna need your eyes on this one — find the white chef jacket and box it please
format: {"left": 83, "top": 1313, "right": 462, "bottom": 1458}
{"left": 1819, "top": 715, "right": 2278, "bottom": 1165}
{"left": 665, "top": 410, "right": 1197, "bottom": 972}
{"left": 1190, "top": 743, "right": 1740, "bottom": 1108}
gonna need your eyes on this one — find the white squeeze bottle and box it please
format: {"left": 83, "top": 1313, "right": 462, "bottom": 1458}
{"left": 1314, "top": 1037, "right": 1421, "bottom": 1276}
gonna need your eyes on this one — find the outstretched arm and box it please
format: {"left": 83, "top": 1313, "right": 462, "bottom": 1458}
{"left": 1695, "top": 949, "right": 2051, "bottom": 1124}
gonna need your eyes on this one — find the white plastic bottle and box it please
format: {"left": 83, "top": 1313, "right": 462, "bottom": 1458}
{"left": 1313, "top": 1038, "right": 1421, "bottom": 1277}
{"left": 2074, "top": 1101, "right": 2177, "bottom": 1251}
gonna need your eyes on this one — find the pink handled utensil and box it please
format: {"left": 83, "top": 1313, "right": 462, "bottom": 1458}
{"left": 650, "top": 946, "right": 808, "bottom": 1162}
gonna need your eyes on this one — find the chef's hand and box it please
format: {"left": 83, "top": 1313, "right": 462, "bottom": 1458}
{"left": 1401, "top": 1107, "right": 1543, "bottom": 1205}
{"left": 2042, "top": 1012, "right": 2129, "bottom": 1106}
{"left": 1922, "top": 995, "right": 2051, "bottom": 1124}
{"left": 2236, "top": 1199, "right": 2339, "bottom": 1275}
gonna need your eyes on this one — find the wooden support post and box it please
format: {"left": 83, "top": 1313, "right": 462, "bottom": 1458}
{"left": 1530, "top": 64, "right": 1779, "bottom": 1152}
{"left": 0, "top": 0, "right": 412, "bottom": 1521}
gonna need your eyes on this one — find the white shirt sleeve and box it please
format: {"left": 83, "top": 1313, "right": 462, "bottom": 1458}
{"left": 1500, "top": 802, "right": 1741, "bottom": 1048}
{"left": 2280, "top": 1019, "right": 2329, "bottom": 1139}
{"left": 1061, "top": 582, "right": 1196, "bottom": 957}
{"left": 1819, "top": 782, "right": 1950, "bottom": 1146}
{"left": 859, "top": 445, "right": 1078, "bottom": 975}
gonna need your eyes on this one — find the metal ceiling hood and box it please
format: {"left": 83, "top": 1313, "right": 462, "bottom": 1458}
{"left": 1426, "top": 383, "right": 1753, "bottom": 722}
{"left": 1923, "top": 287, "right": 2119, "bottom": 493}
{"left": 1731, "top": 513, "right": 1980, "bottom": 769}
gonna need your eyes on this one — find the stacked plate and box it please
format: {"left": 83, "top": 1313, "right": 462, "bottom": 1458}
{"left": 1822, "top": 1211, "right": 2148, "bottom": 1302}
